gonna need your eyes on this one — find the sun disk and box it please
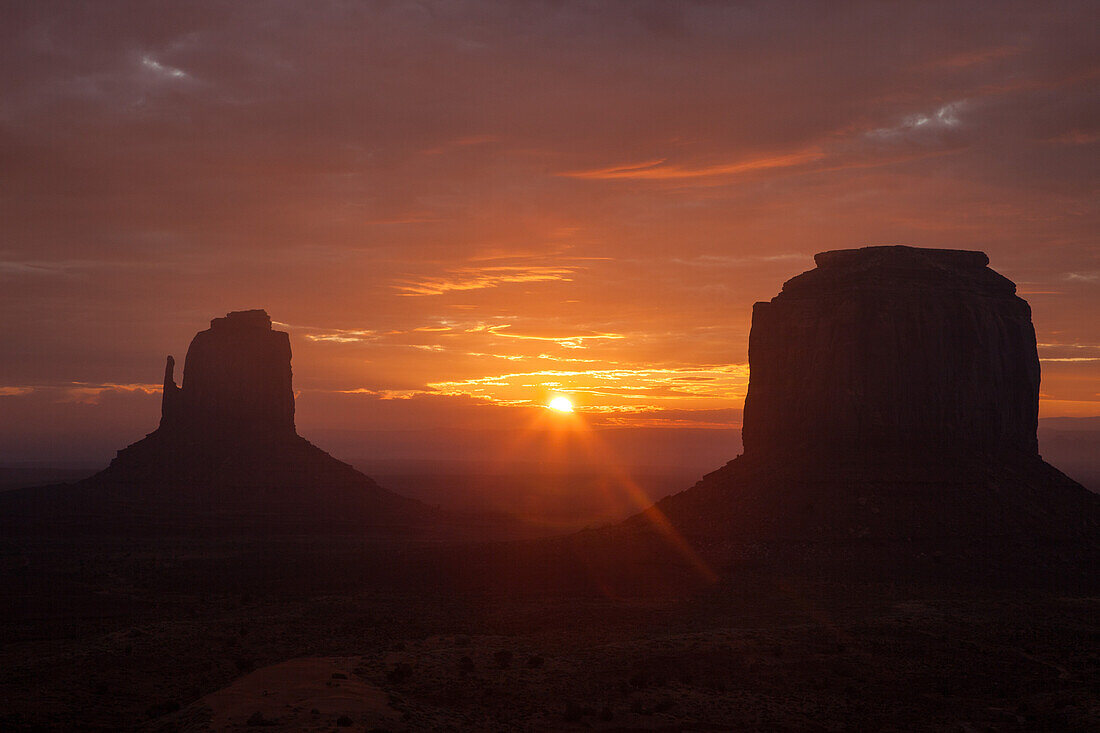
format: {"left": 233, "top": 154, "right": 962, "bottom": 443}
{"left": 548, "top": 396, "right": 574, "bottom": 412}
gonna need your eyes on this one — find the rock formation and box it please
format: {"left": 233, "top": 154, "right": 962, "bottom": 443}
{"left": 617, "top": 246, "right": 1099, "bottom": 585}
{"left": 158, "top": 309, "right": 295, "bottom": 438}
{"left": 104, "top": 309, "right": 309, "bottom": 485}
{"left": 741, "top": 246, "right": 1040, "bottom": 459}
{"left": 2, "top": 310, "right": 438, "bottom": 536}
{"left": 442, "top": 247, "right": 1097, "bottom": 596}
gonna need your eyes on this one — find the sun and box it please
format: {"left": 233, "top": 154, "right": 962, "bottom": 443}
{"left": 548, "top": 396, "right": 574, "bottom": 412}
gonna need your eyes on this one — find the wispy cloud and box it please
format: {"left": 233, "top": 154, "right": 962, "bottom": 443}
{"left": 866, "top": 102, "right": 967, "bottom": 139}
{"left": 1044, "top": 130, "right": 1100, "bottom": 145}
{"left": 0, "top": 259, "right": 161, "bottom": 277}
{"left": 274, "top": 322, "right": 379, "bottom": 343}
{"left": 140, "top": 55, "right": 189, "bottom": 81}
{"left": 62, "top": 383, "right": 162, "bottom": 403}
{"left": 304, "top": 331, "right": 377, "bottom": 343}
{"left": 0, "top": 383, "right": 162, "bottom": 404}
{"left": 927, "top": 46, "right": 1021, "bottom": 69}
{"left": 484, "top": 325, "right": 623, "bottom": 349}
{"left": 330, "top": 388, "right": 426, "bottom": 399}
{"left": 560, "top": 149, "right": 823, "bottom": 181}
{"left": 672, "top": 254, "right": 809, "bottom": 267}
{"left": 394, "top": 266, "right": 577, "bottom": 295}
{"left": 1038, "top": 343, "right": 1100, "bottom": 362}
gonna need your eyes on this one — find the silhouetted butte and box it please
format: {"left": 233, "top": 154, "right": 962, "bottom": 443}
{"left": 2, "top": 310, "right": 433, "bottom": 535}
{"left": 742, "top": 247, "right": 1039, "bottom": 458}
{"left": 584, "top": 246, "right": 1099, "bottom": 590}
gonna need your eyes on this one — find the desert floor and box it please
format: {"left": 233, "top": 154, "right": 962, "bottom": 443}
{"left": 2, "top": 537, "right": 1098, "bottom": 731}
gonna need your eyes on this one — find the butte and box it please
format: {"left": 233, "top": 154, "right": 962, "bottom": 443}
{"left": 0, "top": 310, "right": 437, "bottom": 537}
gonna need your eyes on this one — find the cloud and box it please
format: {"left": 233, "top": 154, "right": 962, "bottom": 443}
{"left": 484, "top": 325, "right": 623, "bottom": 349}
{"left": 304, "top": 330, "right": 378, "bottom": 343}
{"left": 0, "top": 382, "right": 162, "bottom": 404}
{"left": 596, "top": 406, "right": 743, "bottom": 429}
{"left": 866, "top": 102, "right": 968, "bottom": 139}
{"left": 140, "top": 55, "right": 189, "bottom": 81}
{"left": 929, "top": 45, "right": 1022, "bottom": 69}
{"left": 1045, "top": 130, "right": 1100, "bottom": 145}
{"left": 1039, "top": 343, "right": 1100, "bottom": 362}
{"left": 560, "top": 149, "right": 824, "bottom": 181}
{"left": 394, "top": 266, "right": 577, "bottom": 295}
{"left": 0, "top": 259, "right": 161, "bottom": 277}
{"left": 274, "top": 322, "right": 379, "bottom": 343}
{"left": 672, "top": 254, "right": 809, "bottom": 267}
{"left": 558, "top": 99, "right": 977, "bottom": 190}
{"left": 330, "top": 387, "right": 426, "bottom": 399}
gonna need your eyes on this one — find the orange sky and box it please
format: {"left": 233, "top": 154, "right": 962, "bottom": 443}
{"left": 1, "top": 1, "right": 1097, "bottom": 463}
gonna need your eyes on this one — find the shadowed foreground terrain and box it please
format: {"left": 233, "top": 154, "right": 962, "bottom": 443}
{"left": 3, "top": 547, "right": 1098, "bottom": 731}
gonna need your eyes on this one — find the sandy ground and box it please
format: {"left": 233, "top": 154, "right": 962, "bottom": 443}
{"left": 189, "top": 656, "right": 400, "bottom": 730}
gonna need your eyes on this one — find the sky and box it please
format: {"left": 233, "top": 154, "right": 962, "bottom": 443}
{"left": 1, "top": 1, "right": 1098, "bottom": 464}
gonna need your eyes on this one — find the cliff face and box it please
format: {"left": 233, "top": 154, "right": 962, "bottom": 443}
{"left": 160, "top": 309, "right": 295, "bottom": 439}
{"left": 741, "top": 246, "right": 1040, "bottom": 459}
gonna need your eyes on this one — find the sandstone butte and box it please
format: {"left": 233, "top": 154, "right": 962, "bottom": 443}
{"left": 2, "top": 310, "right": 434, "bottom": 536}
{"left": 624, "top": 246, "right": 1098, "bottom": 564}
